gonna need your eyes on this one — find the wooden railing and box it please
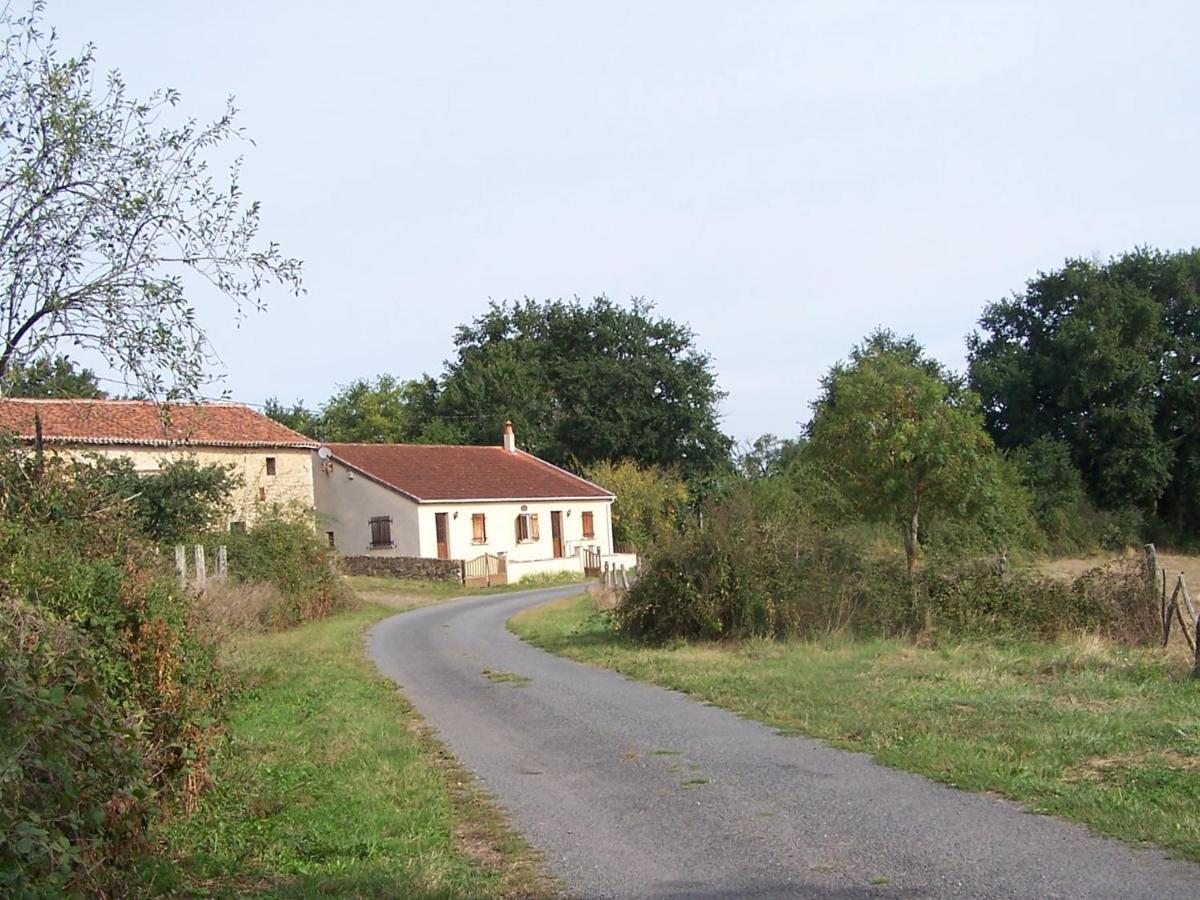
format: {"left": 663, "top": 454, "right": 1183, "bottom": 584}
{"left": 465, "top": 553, "right": 508, "bottom": 588}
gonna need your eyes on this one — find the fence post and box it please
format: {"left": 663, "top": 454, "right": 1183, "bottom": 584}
{"left": 175, "top": 545, "right": 187, "bottom": 589}
{"left": 193, "top": 545, "right": 206, "bottom": 593}
{"left": 619, "top": 565, "right": 629, "bottom": 591}
{"left": 1145, "top": 543, "right": 1158, "bottom": 584}
{"left": 216, "top": 545, "right": 228, "bottom": 580}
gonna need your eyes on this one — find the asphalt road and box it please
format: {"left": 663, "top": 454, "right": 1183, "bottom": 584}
{"left": 368, "top": 585, "right": 1200, "bottom": 899}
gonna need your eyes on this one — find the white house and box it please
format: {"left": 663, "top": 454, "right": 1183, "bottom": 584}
{"left": 313, "top": 422, "right": 628, "bottom": 582}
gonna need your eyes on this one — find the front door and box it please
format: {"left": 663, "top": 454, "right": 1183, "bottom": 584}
{"left": 551, "top": 510, "right": 564, "bottom": 558}
{"left": 435, "top": 512, "right": 450, "bottom": 560}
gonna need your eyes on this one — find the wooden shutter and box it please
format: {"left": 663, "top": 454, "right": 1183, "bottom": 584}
{"left": 472, "top": 513, "right": 486, "bottom": 543}
{"left": 515, "top": 514, "right": 526, "bottom": 542}
{"left": 582, "top": 511, "right": 595, "bottom": 539}
{"left": 530, "top": 513, "right": 540, "bottom": 540}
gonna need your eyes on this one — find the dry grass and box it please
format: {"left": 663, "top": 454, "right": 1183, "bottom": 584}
{"left": 195, "top": 580, "right": 287, "bottom": 635}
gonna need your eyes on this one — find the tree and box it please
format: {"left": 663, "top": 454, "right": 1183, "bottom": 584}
{"left": 0, "top": 5, "right": 302, "bottom": 398}
{"left": 583, "top": 459, "right": 689, "bottom": 550}
{"left": 265, "top": 375, "right": 457, "bottom": 443}
{"left": 5, "top": 354, "right": 105, "bottom": 397}
{"left": 90, "top": 456, "right": 238, "bottom": 544}
{"left": 806, "top": 331, "right": 1009, "bottom": 574}
{"left": 438, "top": 297, "right": 732, "bottom": 480}
{"left": 968, "top": 248, "right": 1200, "bottom": 531}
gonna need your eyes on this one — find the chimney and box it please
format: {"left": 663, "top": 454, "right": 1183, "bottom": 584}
{"left": 503, "top": 419, "right": 516, "bottom": 453}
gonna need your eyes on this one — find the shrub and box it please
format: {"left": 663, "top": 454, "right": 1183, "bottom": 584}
{"left": 617, "top": 485, "right": 1160, "bottom": 646}
{"left": 0, "top": 449, "right": 231, "bottom": 893}
{"left": 221, "top": 507, "right": 352, "bottom": 627}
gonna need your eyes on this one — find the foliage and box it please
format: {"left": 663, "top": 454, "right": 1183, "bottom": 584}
{"left": 0, "top": 447, "right": 230, "bottom": 894}
{"left": 222, "top": 507, "right": 352, "bottom": 627}
{"left": 583, "top": 459, "right": 688, "bottom": 550}
{"left": 616, "top": 483, "right": 1153, "bottom": 646}
{"left": 265, "top": 375, "right": 455, "bottom": 443}
{"left": 438, "top": 297, "right": 732, "bottom": 481}
{"left": 0, "top": 600, "right": 146, "bottom": 897}
{"left": 806, "top": 330, "right": 1028, "bottom": 572}
{"left": 2, "top": 355, "right": 106, "bottom": 398}
{"left": 0, "top": 4, "right": 302, "bottom": 398}
{"left": 91, "top": 455, "right": 239, "bottom": 544}
{"left": 968, "top": 248, "right": 1200, "bottom": 536}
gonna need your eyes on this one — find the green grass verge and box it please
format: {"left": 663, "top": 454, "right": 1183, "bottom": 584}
{"left": 509, "top": 594, "right": 1200, "bottom": 861}
{"left": 151, "top": 603, "right": 557, "bottom": 898}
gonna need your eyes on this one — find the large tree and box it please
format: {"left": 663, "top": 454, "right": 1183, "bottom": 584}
{"left": 438, "top": 297, "right": 731, "bottom": 479}
{"left": 968, "top": 248, "right": 1200, "bottom": 530}
{"left": 0, "top": 4, "right": 301, "bottom": 398}
{"left": 807, "top": 331, "right": 1011, "bottom": 573}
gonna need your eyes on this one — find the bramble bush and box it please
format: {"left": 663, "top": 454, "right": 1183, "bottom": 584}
{"left": 0, "top": 449, "right": 231, "bottom": 894}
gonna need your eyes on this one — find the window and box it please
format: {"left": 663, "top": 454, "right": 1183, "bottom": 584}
{"left": 472, "top": 513, "right": 487, "bottom": 544}
{"left": 369, "top": 516, "right": 393, "bottom": 548}
{"left": 581, "top": 510, "right": 595, "bottom": 539}
{"left": 327, "top": 531, "right": 336, "bottom": 548}
{"left": 515, "top": 512, "right": 540, "bottom": 543}
{"left": 258, "top": 486, "right": 267, "bottom": 501}
{"left": 230, "top": 521, "right": 246, "bottom": 533}
{"left": 265, "top": 456, "right": 277, "bottom": 476}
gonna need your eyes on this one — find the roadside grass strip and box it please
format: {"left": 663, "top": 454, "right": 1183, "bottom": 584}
{"left": 509, "top": 594, "right": 1200, "bottom": 861}
{"left": 152, "top": 604, "right": 556, "bottom": 898}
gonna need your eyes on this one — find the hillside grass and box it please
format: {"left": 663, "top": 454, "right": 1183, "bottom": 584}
{"left": 150, "top": 600, "right": 557, "bottom": 898}
{"left": 510, "top": 594, "right": 1200, "bottom": 861}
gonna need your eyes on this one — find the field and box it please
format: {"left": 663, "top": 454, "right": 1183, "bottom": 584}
{"left": 510, "top": 593, "right": 1200, "bottom": 861}
{"left": 151, "top": 593, "right": 557, "bottom": 898}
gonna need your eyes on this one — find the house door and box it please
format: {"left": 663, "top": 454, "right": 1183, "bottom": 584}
{"left": 551, "top": 511, "right": 564, "bottom": 558}
{"left": 435, "top": 513, "right": 450, "bottom": 560}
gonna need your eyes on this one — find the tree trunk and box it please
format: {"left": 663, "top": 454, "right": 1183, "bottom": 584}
{"left": 904, "top": 500, "right": 920, "bottom": 576}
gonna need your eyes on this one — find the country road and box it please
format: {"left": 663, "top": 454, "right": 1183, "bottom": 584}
{"left": 367, "top": 585, "right": 1200, "bottom": 899}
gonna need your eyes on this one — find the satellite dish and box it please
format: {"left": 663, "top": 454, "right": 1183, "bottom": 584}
{"left": 317, "top": 447, "right": 332, "bottom": 460}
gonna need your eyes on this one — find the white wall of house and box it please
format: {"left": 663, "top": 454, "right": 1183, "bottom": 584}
{"left": 414, "top": 498, "right": 614, "bottom": 562}
{"left": 312, "top": 456, "right": 420, "bottom": 554}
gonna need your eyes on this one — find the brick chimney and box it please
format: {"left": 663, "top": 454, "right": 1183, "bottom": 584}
{"left": 503, "top": 419, "right": 516, "bottom": 453}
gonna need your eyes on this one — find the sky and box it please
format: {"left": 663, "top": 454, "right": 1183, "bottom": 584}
{"left": 50, "top": 0, "right": 1200, "bottom": 445}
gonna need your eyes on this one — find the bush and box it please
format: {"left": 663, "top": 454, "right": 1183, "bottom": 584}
{"left": 617, "top": 485, "right": 1160, "bottom": 646}
{"left": 0, "top": 449, "right": 231, "bottom": 893}
{"left": 0, "top": 600, "right": 148, "bottom": 898}
{"left": 221, "top": 507, "right": 352, "bottom": 628}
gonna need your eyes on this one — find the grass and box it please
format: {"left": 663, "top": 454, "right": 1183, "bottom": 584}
{"left": 151, "top": 600, "right": 557, "bottom": 898}
{"left": 510, "top": 594, "right": 1200, "bottom": 861}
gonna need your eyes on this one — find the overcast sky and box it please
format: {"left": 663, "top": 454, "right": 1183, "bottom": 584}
{"left": 53, "top": 1, "right": 1200, "bottom": 443}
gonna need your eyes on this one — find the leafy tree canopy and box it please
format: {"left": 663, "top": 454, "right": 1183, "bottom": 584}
{"left": 90, "top": 455, "right": 239, "bottom": 544}
{"left": 438, "top": 297, "right": 732, "bottom": 480}
{"left": 0, "top": 3, "right": 302, "bottom": 398}
{"left": 968, "top": 248, "right": 1200, "bottom": 531}
{"left": 3, "top": 355, "right": 105, "bottom": 398}
{"left": 583, "top": 459, "right": 689, "bottom": 550}
{"left": 265, "top": 375, "right": 456, "bottom": 443}
{"left": 806, "top": 330, "right": 1020, "bottom": 572}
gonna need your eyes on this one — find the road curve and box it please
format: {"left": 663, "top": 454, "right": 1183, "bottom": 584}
{"left": 368, "top": 586, "right": 1200, "bottom": 899}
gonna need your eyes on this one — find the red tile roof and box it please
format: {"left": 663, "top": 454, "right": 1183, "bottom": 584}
{"left": 0, "top": 399, "right": 317, "bottom": 449}
{"left": 325, "top": 443, "right": 614, "bottom": 502}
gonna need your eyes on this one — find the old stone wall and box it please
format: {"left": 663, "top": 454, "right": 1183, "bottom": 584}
{"left": 340, "top": 555, "right": 464, "bottom": 583}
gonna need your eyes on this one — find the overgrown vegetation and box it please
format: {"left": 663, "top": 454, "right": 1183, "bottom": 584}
{"left": 511, "top": 594, "right": 1200, "bottom": 862}
{"left": 0, "top": 449, "right": 232, "bottom": 895}
{"left": 221, "top": 506, "right": 353, "bottom": 628}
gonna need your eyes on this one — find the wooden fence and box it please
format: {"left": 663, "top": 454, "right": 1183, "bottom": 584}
{"left": 1146, "top": 543, "right": 1200, "bottom": 677}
